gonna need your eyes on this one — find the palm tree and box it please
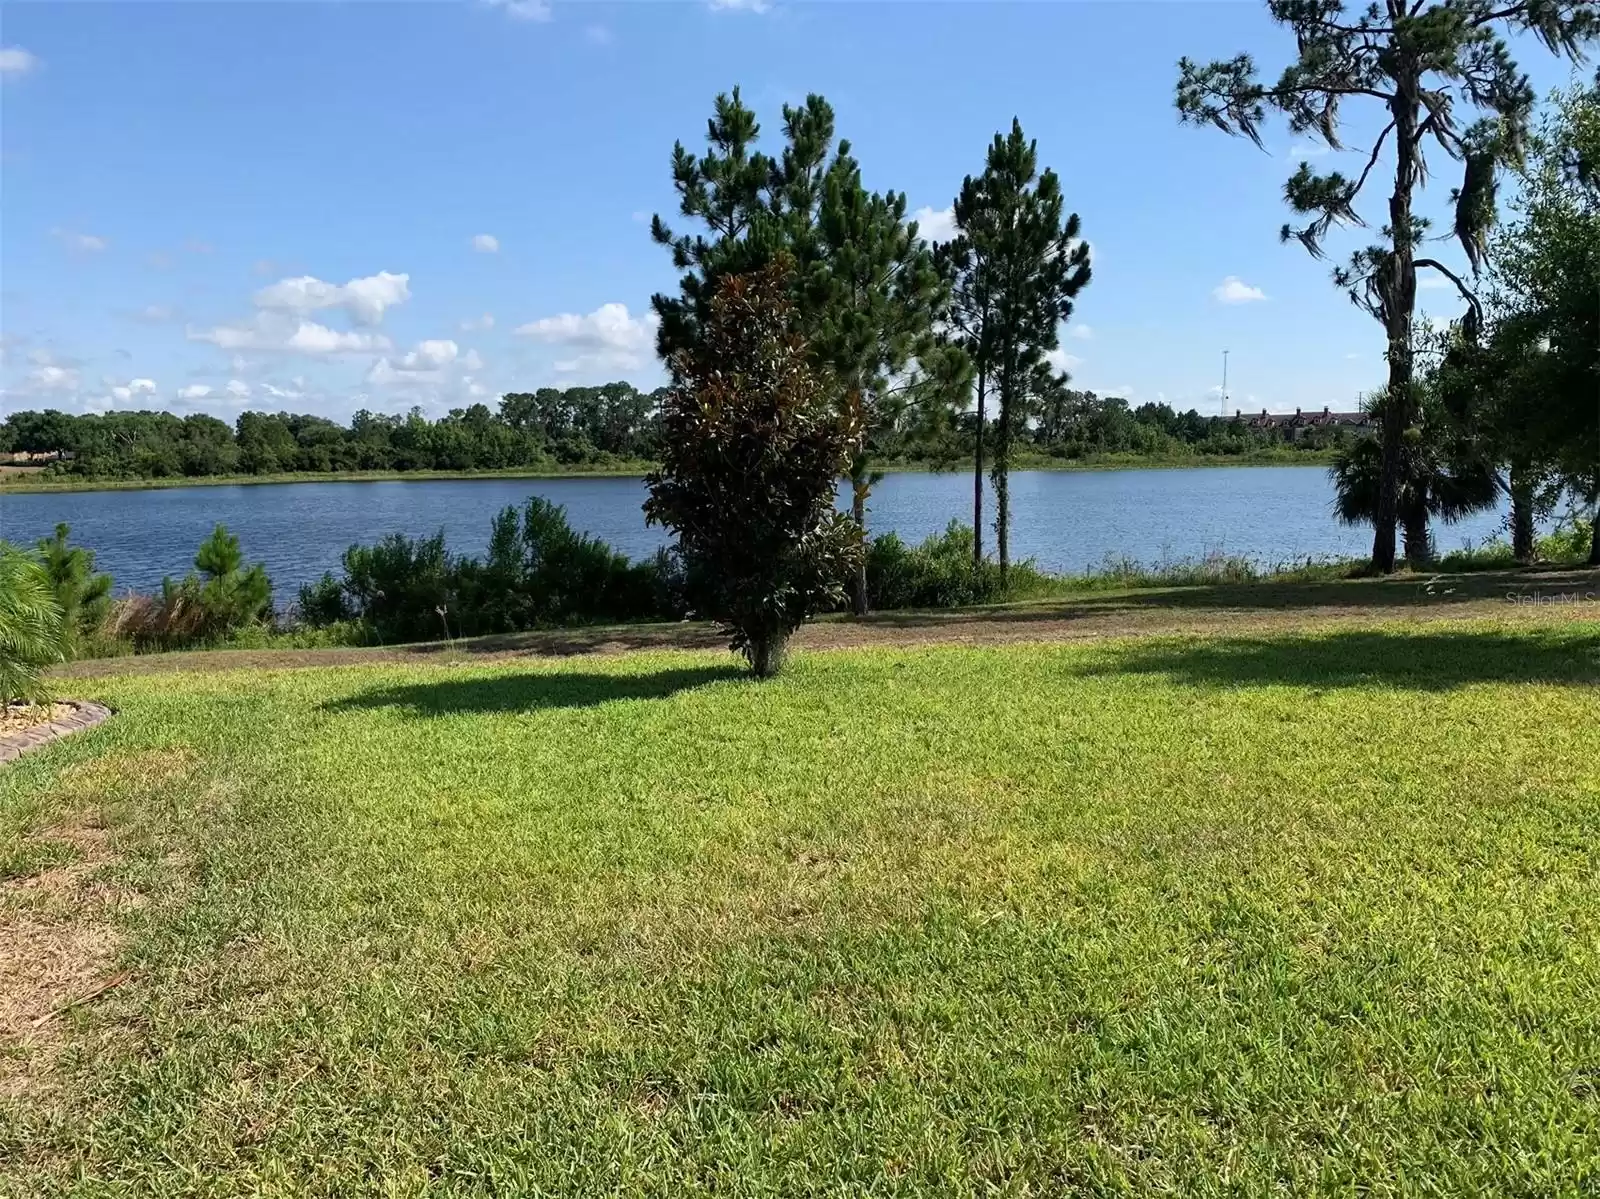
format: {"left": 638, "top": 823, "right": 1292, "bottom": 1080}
{"left": 1332, "top": 391, "right": 1498, "bottom": 568}
{"left": 0, "top": 547, "right": 68, "bottom": 706}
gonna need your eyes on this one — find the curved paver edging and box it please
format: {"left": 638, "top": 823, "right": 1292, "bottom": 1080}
{"left": 0, "top": 701, "right": 113, "bottom": 764}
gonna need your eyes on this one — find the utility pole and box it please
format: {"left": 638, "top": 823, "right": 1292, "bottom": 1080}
{"left": 1221, "top": 349, "right": 1230, "bottom": 418}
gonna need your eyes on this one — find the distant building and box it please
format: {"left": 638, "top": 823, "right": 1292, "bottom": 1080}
{"left": 1234, "top": 407, "right": 1373, "bottom": 441}
{"left": 0, "top": 449, "right": 75, "bottom": 464}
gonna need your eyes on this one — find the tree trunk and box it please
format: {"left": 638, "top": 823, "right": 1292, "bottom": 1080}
{"left": 747, "top": 631, "right": 789, "bottom": 679}
{"left": 850, "top": 459, "right": 870, "bottom": 616}
{"left": 1509, "top": 466, "right": 1536, "bottom": 564}
{"left": 1373, "top": 78, "right": 1423, "bottom": 575}
{"left": 972, "top": 356, "right": 987, "bottom": 570}
{"left": 992, "top": 347, "right": 1014, "bottom": 589}
{"left": 1401, "top": 498, "right": 1432, "bottom": 569}
{"left": 1590, "top": 507, "right": 1600, "bottom": 566}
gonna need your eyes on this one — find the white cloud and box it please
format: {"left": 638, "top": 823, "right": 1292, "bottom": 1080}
{"left": 177, "top": 384, "right": 213, "bottom": 400}
{"left": 398, "top": 339, "right": 459, "bottom": 371}
{"left": 226, "top": 379, "right": 251, "bottom": 399}
{"left": 28, "top": 364, "right": 79, "bottom": 392}
{"left": 188, "top": 313, "right": 393, "bottom": 356}
{"left": 134, "top": 304, "right": 176, "bottom": 323}
{"left": 709, "top": 0, "right": 771, "bottom": 12}
{"left": 109, "top": 378, "right": 157, "bottom": 403}
{"left": 459, "top": 313, "right": 495, "bottom": 332}
{"left": 1044, "top": 348, "right": 1082, "bottom": 374}
{"left": 484, "top": 0, "right": 552, "bottom": 20}
{"left": 515, "top": 302, "right": 657, "bottom": 374}
{"left": 366, "top": 339, "right": 461, "bottom": 386}
{"left": 471, "top": 234, "right": 500, "bottom": 254}
{"left": 0, "top": 47, "right": 39, "bottom": 77}
{"left": 1068, "top": 324, "right": 1093, "bottom": 341}
{"left": 1213, "top": 276, "right": 1267, "bottom": 304}
{"left": 51, "top": 228, "right": 109, "bottom": 254}
{"left": 912, "top": 205, "right": 957, "bottom": 244}
{"left": 253, "top": 270, "right": 410, "bottom": 326}
{"left": 462, "top": 348, "right": 485, "bottom": 371}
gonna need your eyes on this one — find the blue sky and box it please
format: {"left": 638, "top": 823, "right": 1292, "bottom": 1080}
{"left": 0, "top": 1, "right": 1589, "bottom": 421}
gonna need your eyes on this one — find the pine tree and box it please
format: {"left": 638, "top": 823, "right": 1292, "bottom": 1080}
{"left": 948, "top": 121, "right": 1091, "bottom": 585}
{"left": 1177, "top": 0, "right": 1597, "bottom": 573}
{"left": 803, "top": 148, "right": 945, "bottom": 613}
{"left": 936, "top": 174, "right": 1000, "bottom": 568}
{"left": 35, "top": 522, "right": 112, "bottom": 657}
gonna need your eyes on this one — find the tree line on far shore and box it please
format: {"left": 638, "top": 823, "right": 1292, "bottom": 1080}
{"left": 1, "top": 389, "right": 1345, "bottom": 484}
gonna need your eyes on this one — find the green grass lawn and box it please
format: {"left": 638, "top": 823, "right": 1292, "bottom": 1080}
{"left": 4, "top": 620, "right": 1600, "bottom": 1195}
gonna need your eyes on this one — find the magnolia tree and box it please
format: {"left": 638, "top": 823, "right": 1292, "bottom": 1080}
{"left": 644, "top": 265, "right": 863, "bottom": 678}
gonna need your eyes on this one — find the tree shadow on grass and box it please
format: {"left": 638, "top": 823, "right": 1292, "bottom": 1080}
{"left": 323, "top": 664, "right": 743, "bottom": 718}
{"left": 1066, "top": 629, "right": 1600, "bottom": 691}
{"left": 858, "top": 567, "right": 1600, "bottom": 628}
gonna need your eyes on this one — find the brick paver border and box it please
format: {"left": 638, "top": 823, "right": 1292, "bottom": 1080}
{"left": 0, "top": 701, "right": 112, "bottom": 764}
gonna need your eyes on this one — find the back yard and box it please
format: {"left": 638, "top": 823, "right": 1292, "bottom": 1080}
{"left": 3, "top": 604, "right": 1598, "bottom": 1194}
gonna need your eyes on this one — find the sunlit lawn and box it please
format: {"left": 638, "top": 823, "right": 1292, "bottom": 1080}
{"left": 3, "top": 620, "right": 1599, "bottom": 1195}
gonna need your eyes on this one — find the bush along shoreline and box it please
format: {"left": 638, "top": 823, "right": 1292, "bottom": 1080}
{"left": 1, "top": 511, "right": 1594, "bottom": 665}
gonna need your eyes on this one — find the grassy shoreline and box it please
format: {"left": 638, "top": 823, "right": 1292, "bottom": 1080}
{"left": 0, "top": 451, "right": 1336, "bottom": 495}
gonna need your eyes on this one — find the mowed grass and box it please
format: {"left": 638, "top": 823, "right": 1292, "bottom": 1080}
{"left": 3, "top": 620, "right": 1600, "bottom": 1196}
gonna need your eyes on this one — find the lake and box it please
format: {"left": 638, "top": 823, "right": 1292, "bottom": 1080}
{"left": 0, "top": 466, "right": 1515, "bottom": 598}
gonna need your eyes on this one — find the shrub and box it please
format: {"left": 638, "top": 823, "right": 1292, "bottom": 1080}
{"left": 863, "top": 523, "right": 1071, "bottom": 609}
{"left": 302, "top": 499, "right": 673, "bottom": 643}
{"left": 0, "top": 547, "right": 68, "bottom": 705}
{"left": 35, "top": 522, "right": 112, "bottom": 657}
{"left": 866, "top": 524, "right": 1004, "bottom": 609}
{"left": 1540, "top": 517, "right": 1594, "bottom": 564}
{"left": 645, "top": 264, "right": 862, "bottom": 676}
{"left": 460, "top": 498, "right": 662, "bottom": 631}
{"left": 339, "top": 531, "right": 455, "bottom": 643}
{"left": 295, "top": 573, "right": 351, "bottom": 627}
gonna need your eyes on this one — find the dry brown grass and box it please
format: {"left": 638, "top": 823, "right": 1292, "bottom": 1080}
{"left": 0, "top": 749, "right": 195, "bottom": 1098}
{"left": 0, "top": 817, "right": 123, "bottom": 1098}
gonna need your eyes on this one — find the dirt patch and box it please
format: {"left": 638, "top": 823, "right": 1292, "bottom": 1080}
{"left": 0, "top": 812, "right": 134, "bottom": 1099}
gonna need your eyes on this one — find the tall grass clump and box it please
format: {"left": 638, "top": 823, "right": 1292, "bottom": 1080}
{"left": 104, "top": 524, "right": 273, "bottom": 650}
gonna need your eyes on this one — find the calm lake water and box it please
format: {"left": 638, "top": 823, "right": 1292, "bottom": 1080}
{"left": 0, "top": 466, "right": 1515, "bottom": 597}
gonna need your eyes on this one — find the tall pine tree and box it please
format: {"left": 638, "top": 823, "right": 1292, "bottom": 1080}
{"left": 948, "top": 121, "right": 1091, "bottom": 584}
{"left": 1177, "top": 1, "right": 1597, "bottom": 573}
{"left": 804, "top": 149, "right": 945, "bottom": 613}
